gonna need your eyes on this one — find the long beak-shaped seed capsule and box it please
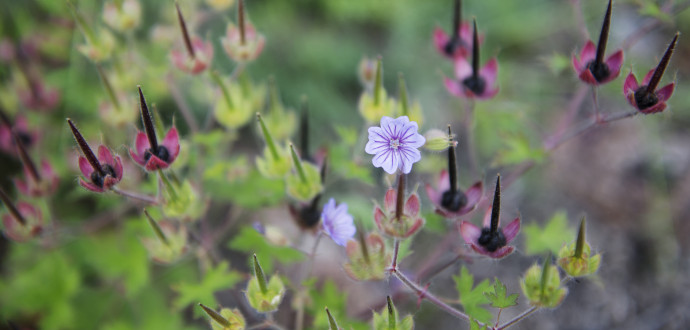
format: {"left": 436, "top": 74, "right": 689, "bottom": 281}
{"left": 13, "top": 131, "right": 41, "bottom": 182}
{"left": 395, "top": 174, "right": 406, "bottom": 221}
{"left": 490, "top": 174, "right": 501, "bottom": 233}
{"left": 198, "top": 303, "right": 232, "bottom": 328}
{"left": 356, "top": 220, "right": 370, "bottom": 263}
{"left": 253, "top": 254, "right": 269, "bottom": 294}
{"left": 144, "top": 209, "right": 170, "bottom": 246}
{"left": 574, "top": 216, "right": 586, "bottom": 258}
{"left": 373, "top": 57, "right": 383, "bottom": 105}
{"left": 175, "top": 2, "right": 195, "bottom": 59}
{"left": 594, "top": 0, "right": 612, "bottom": 65}
{"left": 299, "top": 96, "right": 310, "bottom": 160}
{"left": 138, "top": 86, "right": 159, "bottom": 152}
{"left": 238, "top": 0, "right": 247, "bottom": 45}
{"left": 290, "top": 144, "right": 307, "bottom": 183}
{"left": 96, "top": 66, "right": 121, "bottom": 110}
{"left": 0, "top": 188, "right": 26, "bottom": 226}
{"left": 398, "top": 73, "right": 409, "bottom": 116}
{"left": 540, "top": 252, "right": 552, "bottom": 298}
{"left": 256, "top": 113, "right": 279, "bottom": 161}
{"left": 451, "top": 0, "right": 462, "bottom": 39}
{"left": 646, "top": 32, "right": 679, "bottom": 95}
{"left": 387, "top": 296, "right": 397, "bottom": 329}
{"left": 326, "top": 307, "right": 339, "bottom": 330}
{"left": 471, "top": 19, "right": 480, "bottom": 78}
{"left": 447, "top": 125, "right": 458, "bottom": 193}
{"left": 67, "top": 119, "right": 104, "bottom": 176}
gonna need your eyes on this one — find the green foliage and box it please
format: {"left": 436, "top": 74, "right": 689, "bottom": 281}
{"left": 453, "top": 266, "right": 493, "bottom": 324}
{"left": 485, "top": 278, "right": 519, "bottom": 309}
{"left": 173, "top": 261, "right": 242, "bottom": 316}
{"left": 469, "top": 319, "right": 488, "bottom": 330}
{"left": 523, "top": 211, "right": 574, "bottom": 255}
{"left": 306, "top": 280, "right": 369, "bottom": 330}
{"left": 0, "top": 247, "right": 80, "bottom": 329}
{"left": 228, "top": 226, "right": 304, "bottom": 273}
{"left": 204, "top": 168, "right": 285, "bottom": 209}
{"left": 493, "top": 133, "right": 546, "bottom": 166}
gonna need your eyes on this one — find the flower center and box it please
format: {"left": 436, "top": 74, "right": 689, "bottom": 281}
{"left": 444, "top": 37, "right": 465, "bottom": 56}
{"left": 389, "top": 139, "right": 401, "bottom": 150}
{"left": 462, "top": 75, "right": 486, "bottom": 95}
{"left": 144, "top": 146, "right": 171, "bottom": 163}
{"left": 478, "top": 227, "right": 506, "bottom": 252}
{"left": 90, "top": 164, "right": 117, "bottom": 188}
{"left": 633, "top": 86, "right": 659, "bottom": 110}
{"left": 586, "top": 60, "right": 611, "bottom": 82}
{"left": 441, "top": 189, "right": 468, "bottom": 212}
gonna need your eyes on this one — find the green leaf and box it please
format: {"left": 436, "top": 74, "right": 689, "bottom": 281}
{"left": 204, "top": 169, "right": 285, "bottom": 208}
{"left": 523, "top": 211, "right": 574, "bottom": 255}
{"left": 469, "top": 319, "right": 488, "bottom": 330}
{"left": 306, "top": 280, "right": 369, "bottom": 330}
{"left": 228, "top": 226, "right": 304, "bottom": 273}
{"left": 173, "top": 261, "right": 242, "bottom": 316}
{"left": 493, "top": 133, "right": 545, "bottom": 166}
{"left": 485, "top": 278, "right": 518, "bottom": 309}
{"left": 453, "top": 266, "right": 493, "bottom": 324}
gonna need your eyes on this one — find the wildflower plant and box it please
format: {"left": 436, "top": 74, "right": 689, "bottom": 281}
{"left": 0, "top": 1, "right": 685, "bottom": 329}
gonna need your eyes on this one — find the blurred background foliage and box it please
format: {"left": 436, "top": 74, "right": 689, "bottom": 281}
{"left": 1, "top": 0, "right": 689, "bottom": 329}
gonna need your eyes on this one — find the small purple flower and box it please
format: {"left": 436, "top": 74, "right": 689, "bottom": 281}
{"left": 443, "top": 20, "right": 499, "bottom": 100}
{"left": 321, "top": 198, "right": 356, "bottom": 246}
{"left": 365, "top": 116, "right": 425, "bottom": 175}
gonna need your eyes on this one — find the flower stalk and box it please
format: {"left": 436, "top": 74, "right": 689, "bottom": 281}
{"left": 210, "top": 70, "right": 234, "bottom": 108}
{"left": 96, "top": 66, "right": 121, "bottom": 111}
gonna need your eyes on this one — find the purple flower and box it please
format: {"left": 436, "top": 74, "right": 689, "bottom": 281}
{"left": 129, "top": 87, "right": 180, "bottom": 171}
{"left": 321, "top": 198, "right": 356, "bottom": 246}
{"left": 623, "top": 33, "right": 678, "bottom": 115}
{"left": 443, "top": 20, "right": 499, "bottom": 100}
{"left": 365, "top": 116, "right": 425, "bottom": 175}
{"left": 572, "top": 0, "right": 623, "bottom": 86}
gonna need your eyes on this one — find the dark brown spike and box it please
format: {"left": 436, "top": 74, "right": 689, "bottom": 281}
{"left": 595, "top": 0, "right": 612, "bottom": 64}
{"left": 13, "top": 131, "right": 41, "bottom": 182}
{"left": 67, "top": 119, "right": 104, "bottom": 176}
{"left": 175, "top": 2, "right": 195, "bottom": 58}
{"left": 137, "top": 86, "right": 159, "bottom": 152}
{"left": 238, "top": 0, "right": 246, "bottom": 45}
{"left": 472, "top": 19, "right": 480, "bottom": 78}
{"left": 490, "top": 174, "right": 501, "bottom": 233}
{"left": 646, "top": 33, "right": 679, "bottom": 94}
{"left": 395, "top": 174, "right": 406, "bottom": 221}
{"left": 0, "top": 188, "right": 26, "bottom": 226}
{"left": 447, "top": 125, "right": 457, "bottom": 193}
{"left": 451, "top": 0, "right": 462, "bottom": 38}
{"left": 300, "top": 96, "right": 310, "bottom": 160}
